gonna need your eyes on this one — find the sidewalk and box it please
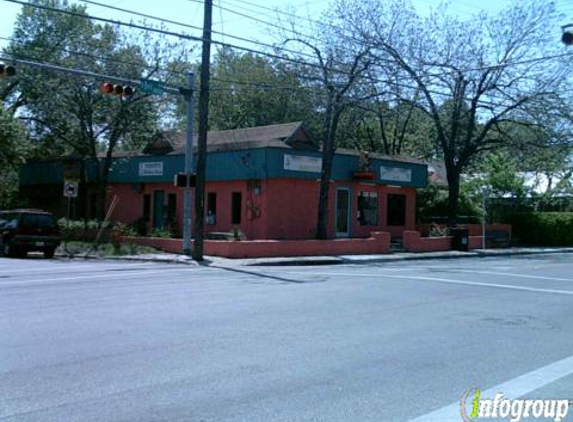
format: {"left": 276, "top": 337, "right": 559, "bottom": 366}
{"left": 82, "top": 247, "right": 573, "bottom": 267}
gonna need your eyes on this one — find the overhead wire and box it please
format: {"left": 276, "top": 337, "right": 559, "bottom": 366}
{"left": 1, "top": 0, "right": 571, "bottom": 111}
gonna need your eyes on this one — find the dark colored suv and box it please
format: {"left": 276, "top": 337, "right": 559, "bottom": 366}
{"left": 0, "top": 209, "right": 61, "bottom": 258}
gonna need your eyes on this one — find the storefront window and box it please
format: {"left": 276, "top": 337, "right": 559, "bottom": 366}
{"left": 357, "top": 191, "right": 378, "bottom": 226}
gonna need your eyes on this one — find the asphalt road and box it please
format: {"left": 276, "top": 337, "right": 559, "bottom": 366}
{"left": 1, "top": 253, "right": 573, "bottom": 422}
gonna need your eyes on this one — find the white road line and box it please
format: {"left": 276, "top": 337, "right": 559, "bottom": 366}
{"left": 0, "top": 263, "right": 159, "bottom": 275}
{"left": 0, "top": 268, "right": 199, "bottom": 287}
{"left": 284, "top": 271, "right": 573, "bottom": 296}
{"left": 454, "top": 269, "right": 573, "bottom": 282}
{"left": 409, "top": 354, "right": 573, "bottom": 421}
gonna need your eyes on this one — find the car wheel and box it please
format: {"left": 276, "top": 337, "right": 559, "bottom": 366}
{"left": 44, "top": 248, "right": 56, "bottom": 259}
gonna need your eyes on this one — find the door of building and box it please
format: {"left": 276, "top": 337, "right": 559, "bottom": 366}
{"left": 153, "top": 190, "right": 165, "bottom": 229}
{"left": 335, "top": 187, "right": 351, "bottom": 237}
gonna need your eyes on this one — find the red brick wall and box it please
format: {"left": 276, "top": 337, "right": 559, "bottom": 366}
{"left": 417, "top": 224, "right": 511, "bottom": 238}
{"left": 402, "top": 230, "right": 452, "bottom": 252}
{"left": 122, "top": 231, "right": 391, "bottom": 258}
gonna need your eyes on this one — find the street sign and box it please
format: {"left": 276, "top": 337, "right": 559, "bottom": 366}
{"left": 140, "top": 79, "right": 165, "bottom": 95}
{"left": 63, "top": 181, "right": 79, "bottom": 198}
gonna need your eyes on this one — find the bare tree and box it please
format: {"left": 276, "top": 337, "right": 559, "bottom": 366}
{"left": 341, "top": 0, "right": 572, "bottom": 224}
{"left": 281, "top": 11, "right": 373, "bottom": 239}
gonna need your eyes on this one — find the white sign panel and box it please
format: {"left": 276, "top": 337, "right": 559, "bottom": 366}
{"left": 139, "top": 162, "right": 163, "bottom": 176}
{"left": 284, "top": 154, "right": 322, "bottom": 173}
{"left": 380, "top": 166, "right": 412, "bottom": 183}
{"left": 63, "top": 180, "right": 79, "bottom": 198}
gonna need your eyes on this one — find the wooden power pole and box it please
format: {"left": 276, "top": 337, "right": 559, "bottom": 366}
{"left": 192, "top": 0, "right": 213, "bottom": 261}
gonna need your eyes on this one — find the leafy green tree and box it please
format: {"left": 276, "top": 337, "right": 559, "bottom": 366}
{"left": 0, "top": 105, "right": 27, "bottom": 208}
{"left": 209, "top": 48, "right": 314, "bottom": 130}
{"left": 4, "top": 0, "right": 180, "bottom": 219}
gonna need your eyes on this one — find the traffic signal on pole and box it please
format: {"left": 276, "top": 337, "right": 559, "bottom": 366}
{"left": 562, "top": 31, "right": 573, "bottom": 45}
{"left": 174, "top": 173, "right": 196, "bottom": 188}
{"left": 99, "top": 82, "right": 134, "bottom": 97}
{"left": 0, "top": 63, "right": 16, "bottom": 78}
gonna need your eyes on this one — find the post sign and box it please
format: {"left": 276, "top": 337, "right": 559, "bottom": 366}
{"left": 138, "top": 162, "right": 163, "bottom": 176}
{"left": 63, "top": 180, "right": 79, "bottom": 198}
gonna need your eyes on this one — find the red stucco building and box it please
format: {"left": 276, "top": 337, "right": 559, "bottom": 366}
{"left": 20, "top": 122, "right": 428, "bottom": 240}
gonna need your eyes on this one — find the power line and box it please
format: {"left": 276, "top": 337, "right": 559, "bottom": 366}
{"left": 1, "top": 35, "right": 189, "bottom": 77}
{"left": 3, "top": 0, "right": 570, "bottom": 111}
{"left": 2, "top": 0, "right": 361, "bottom": 78}
{"left": 76, "top": 0, "right": 320, "bottom": 62}
{"left": 7, "top": 0, "right": 567, "bottom": 82}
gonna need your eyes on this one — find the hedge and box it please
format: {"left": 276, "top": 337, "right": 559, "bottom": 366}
{"left": 506, "top": 212, "right": 573, "bottom": 246}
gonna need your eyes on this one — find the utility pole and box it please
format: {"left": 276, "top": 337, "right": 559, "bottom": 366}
{"left": 182, "top": 72, "right": 195, "bottom": 255}
{"left": 192, "top": 0, "right": 213, "bottom": 261}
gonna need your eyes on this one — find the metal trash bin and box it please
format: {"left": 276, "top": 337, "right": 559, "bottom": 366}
{"left": 449, "top": 227, "right": 469, "bottom": 252}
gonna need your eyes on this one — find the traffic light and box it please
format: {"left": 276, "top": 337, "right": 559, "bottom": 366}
{"left": 174, "top": 173, "right": 196, "bottom": 188}
{"left": 562, "top": 31, "right": 573, "bottom": 45}
{"left": 99, "top": 82, "right": 134, "bottom": 97}
{"left": 0, "top": 63, "right": 16, "bottom": 78}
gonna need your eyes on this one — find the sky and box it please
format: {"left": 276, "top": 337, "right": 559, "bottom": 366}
{"left": 0, "top": 0, "right": 572, "bottom": 60}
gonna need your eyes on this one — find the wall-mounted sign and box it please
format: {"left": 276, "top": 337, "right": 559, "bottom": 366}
{"left": 380, "top": 166, "right": 412, "bottom": 183}
{"left": 139, "top": 162, "right": 163, "bottom": 176}
{"left": 284, "top": 154, "right": 322, "bottom": 173}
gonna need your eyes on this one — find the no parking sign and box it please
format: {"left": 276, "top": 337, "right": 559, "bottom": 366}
{"left": 63, "top": 181, "right": 79, "bottom": 198}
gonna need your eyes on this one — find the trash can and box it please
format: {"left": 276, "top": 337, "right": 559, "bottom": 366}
{"left": 449, "top": 227, "right": 469, "bottom": 252}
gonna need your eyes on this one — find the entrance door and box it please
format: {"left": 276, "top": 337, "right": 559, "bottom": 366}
{"left": 153, "top": 190, "right": 165, "bottom": 229}
{"left": 335, "top": 188, "right": 351, "bottom": 237}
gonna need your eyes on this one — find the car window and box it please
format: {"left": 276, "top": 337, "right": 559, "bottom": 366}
{"left": 0, "top": 213, "right": 20, "bottom": 229}
{"left": 21, "top": 214, "right": 56, "bottom": 229}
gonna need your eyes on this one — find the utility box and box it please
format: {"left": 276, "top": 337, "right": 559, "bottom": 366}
{"left": 450, "top": 227, "right": 469, "bottom": 252}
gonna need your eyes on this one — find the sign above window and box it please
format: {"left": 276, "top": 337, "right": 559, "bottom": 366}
{"left": 284, "top": 154, "right": 322, "bottom": 173}
{"left": 380, "top": 166, "right": 412, "bottom": 183}
{"left": 139, "top": 162, "right": 163, "bottom": 176}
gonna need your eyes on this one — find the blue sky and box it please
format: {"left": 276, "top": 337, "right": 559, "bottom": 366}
{"left": 0, "top": 0, "right": 572, "bottom": 55}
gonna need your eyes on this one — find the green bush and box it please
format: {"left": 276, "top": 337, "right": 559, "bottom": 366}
{"left": 150, "top": 227, "right": 173, "bottom": 238}
{"left": 57, "top": 219, "right": 112, "bottom": 242}
{"left": 506, "top": 212, "right": 573, "bottom": 246}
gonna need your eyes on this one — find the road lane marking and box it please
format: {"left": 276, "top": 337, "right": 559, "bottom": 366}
{"left": 454, "top": 269, "right": 573, "bottom": 282}
{"left": 0, "top": 268, "right": 205, "bottom": 287}
{"left": 0, "top": 262, "right": 161, "bottom": 275}
{"left": 409, "top": 354, "right": 573, "bottom": 421}
{"left": 283, "top": 271, "right": 573, "bottom": 296}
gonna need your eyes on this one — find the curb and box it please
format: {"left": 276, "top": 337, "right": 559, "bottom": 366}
{"left": 54, "top": 248, "right": 573, "bottom": 267}
{"left": 245, "top": 248, "right": 573, "bottom": 266}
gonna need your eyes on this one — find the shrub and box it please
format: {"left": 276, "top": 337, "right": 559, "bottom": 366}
{"left": 506, "top": 212, "right": 573, "bottom": 246}
{"left": 150, "top": 227, "right": 173, "bottom": 238}
{"left": 57, "top": 219, "right": 112, "bottom": 242}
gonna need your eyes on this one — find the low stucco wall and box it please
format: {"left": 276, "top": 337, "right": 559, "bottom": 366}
{"left": 402, "top": 231, "right": 453, "bottom": 252}
{"left": 122, "top": 231, "right": 391, "bottom": 258}
{"left": 416, "top": 224, "right": 511, "bottom": 239}
{"left": 403, "top": 231, "right": 488, "bottom": 252}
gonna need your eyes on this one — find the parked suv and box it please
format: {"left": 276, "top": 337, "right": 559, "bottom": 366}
{"left": 0, "top": 209, "right": 61, "bottom": 258}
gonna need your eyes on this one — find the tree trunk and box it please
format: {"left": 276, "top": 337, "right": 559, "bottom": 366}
{"left": 315, "top": 105, "right": 340, "bottom": 240}
{"left": 446, "top": 164, "right": 461, "bottom": 226}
